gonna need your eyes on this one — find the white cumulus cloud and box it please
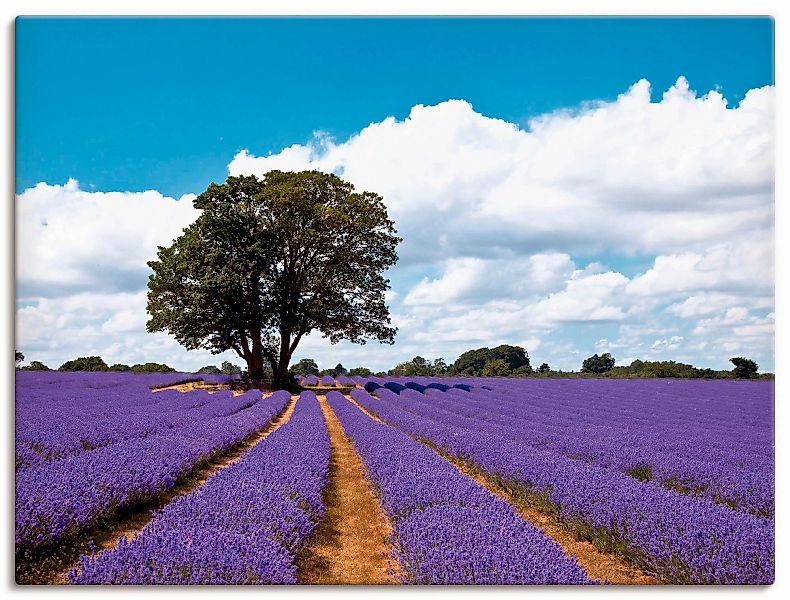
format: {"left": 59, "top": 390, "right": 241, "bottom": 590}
{"left": 15, "top": 78, "right": 775, "bottom": 372}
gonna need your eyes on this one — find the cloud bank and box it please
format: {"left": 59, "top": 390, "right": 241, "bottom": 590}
{"left": 16, "top": 78, "right": 775, "bottom": 371}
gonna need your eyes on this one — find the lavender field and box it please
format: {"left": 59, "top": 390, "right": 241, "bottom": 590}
{"left": 15, "top": 371, "right": 774, "bottom": 584}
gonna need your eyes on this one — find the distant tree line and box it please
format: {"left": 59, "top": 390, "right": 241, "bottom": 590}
{"left": 14, "top": 349, "right": 770, "bottom": 380}
{"left": 288, "top": 358, "right": 371, "bottom": 378}
{"left": 197, "top": 361, "right": 243, "bottom": 376}
{"left": 14, "top": 354, "right": 177, "bottom": 373}
{"left": 287, "top": 348, "right": 770, "bottom": 380}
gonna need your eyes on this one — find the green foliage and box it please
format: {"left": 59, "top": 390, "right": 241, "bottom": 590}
{"left": 537, "top": 362, "right": 550, "bottom": 373}
{"left": 348, "top": 366, "right": 372, "bottom": 376}
{"left": 109, "top": 363, "right": 131, "bottom": 372}
{"left": 58, "top": 356, "right": 109, "bottom": 372}
{"left": 730, "top": 356, "right": 758, "bottom": 379}
{"left": 220, "top": 361, "right": 242, "bottom": 375}
{"left": 197, "top": 365, "right": 222, "bottom": 374}
{"left": 389, "top": 356, "right": 449, "bottom": 377}
{"left": 146, "top": 171, "right": 400, "bottom": 388}
{"left": 289, "top": 358, "right": 320, "bottom": 376}
{"left": 20, "top": 360, "right": 50, "bottom": 371}
{"left": 481, "top": 359, "right": 512, "bottom": 377}
{"left": 317, "top": 363, "right": 349, "bottom": 377}
{"left": 605, "top": 359, "right": 732, "bottom": 379}
{"left": 580, "top": 353, "right": 615, "bottom": 374}
{"left": 452, "top": 345, "right": 530, "bottom": 376}
{"left": 131, "top": 362, "right": 175, "bottom": 373}
{"left": 511, "top": 364, "right": 534, "bottom": 377}
{"left": 627, "top": 464, "right": 654, "bottom": 482}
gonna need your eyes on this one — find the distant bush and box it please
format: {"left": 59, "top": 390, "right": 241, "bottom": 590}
{"left": 452, "top": 345, "right": 530, "bottom": 376}
{"left": 605, "top": 360, "right": 733, "bottom": 379}
{"left": 131, "top": 362, "right": 175, "bottom": 373}
{"left": 59, "top": 356, "right": 109, "bottom": 372}
{"left": 332, "top": 363, "right": 348, "bottom": 376}
{"left": 349, "top": 366, "right": 372, "bottom": 376}
{"left": 289, "top": 358, "right": 319, "bottom": 376}
{"left": 20, "top": 360, "right": 50, "bottom": 371}
{"left": 389, "top": 356, "right": 448, "bottom": 377}
{"left": 482, "top": 359, "right": 512, "bottom": 377}
{"left": 731, "top": 357, "right": 758, "bottom": 379}
{"left": 220, "top": 361, "right": 242, "bottom": 375}
{"left": 109, "top": 363, "right": 131, "bottom": 372}
{"left": 512, "top": 364, "right": 534, "bottom": 377}
{"left": 197, "top": 365, "right": 222, "bottom": 374}
{"left": 581, "top": 353, "right": 615, "bottom": 374}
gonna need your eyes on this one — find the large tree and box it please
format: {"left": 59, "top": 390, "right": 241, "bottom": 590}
{"left": 452, "top": 345, "right": 530, "bottom": 376}
{"left": 146, "top": 171, "right": 400, "bottom": 388}
{"left": 730, "top": 356, "right": 758, "bottom": 379}
{"left": 580, "top": 353, "right": 615, "bottom": 374}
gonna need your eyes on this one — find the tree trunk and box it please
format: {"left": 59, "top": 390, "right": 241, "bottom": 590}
{"left": 247, "top": 331, "right": 266, "bottom": 381}
{"left": 272, "top": 330, "right": 293, "bottom": 390}
{"left": 245, "top": 351, "right": 265, "bottom": 381}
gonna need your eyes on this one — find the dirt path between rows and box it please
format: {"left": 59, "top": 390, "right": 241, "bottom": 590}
{"left": 152, "top": 380, "right": 246, "bottom": 395}
{"left": 345, "top": 394, "right": 657, "bottom": 585}
{"left": 20, "top": 393, "right": 300, "bottom": 585}
{"left": 297, "top": 395, "right": 401, "bottom": 584}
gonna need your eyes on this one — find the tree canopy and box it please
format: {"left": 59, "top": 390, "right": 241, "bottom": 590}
{"left": 348, "top": 366, "right": 372, "bottom": 377}
{"left": 131, "top": 362, "right": 175, "bottom": 373}
{"left": 220, "top": 361, "right": 242, "bottom": 375}
{"left": 290, "top": 358, "right": 320, "bottom": 376}
{"left": 481, "top": 358, "right": 511, "bottom": 377}
{"left": 59, "top": 356, "right": 109, "bottom": 372}
{"left": 452, "top": 345, "right": 530, "bottom": 376}
{"left": 580, "top": 353, "right": 616, "bottom": 374}
{"left": 389, "top": 356, "right": 449, "bottom": 377}
{"left": 147, "top": 171, "right": 400, "bottom": 388}
{"left": 730, "top": 357, "right": 759, "bottom": 379}
{"left": 20, "top": 360, "right": 50, "bottom": 371}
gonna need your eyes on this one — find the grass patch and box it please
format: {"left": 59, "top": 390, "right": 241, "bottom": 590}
{"left": 627, "top": 464, "right": 653, "bottom": 482}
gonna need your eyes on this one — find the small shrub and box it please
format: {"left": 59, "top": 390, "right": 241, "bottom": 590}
{"left": 58, "top": 356, "right": 109, "bottom": 372}
{"left": 627, "top": 464, "right": 653, "bottom": 482}
{"left": 131, "top": 362, "right": 175, "bottom": 373}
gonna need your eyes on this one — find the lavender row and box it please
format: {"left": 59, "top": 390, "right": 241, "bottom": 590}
{"left": 16, "top": 371, "right": 236, "bottom": 469}
{"left": 387, "top": 383, "right": 772, "bottom": 517}
{"left": 16, "top": 390, "right": 292, "bottom": 554}
{"left": 479, "top": 379, "right": 773, "bottom": 471}
{"left": 17, "top": 390, "right": 258, "bottom": 471}
{"left": 361, "top": 377, "right": 773, "bottom": 516}
{"left": 325, "top": 391, "right": 591, "bottom": 584}
{"left": 381, "top": 376, "right": 772, "bottom": 462}
{"left": 296, "top": 374, "right": 356, "bottom": 386}
{"left": 353, "top": 387, "right": 774, "bottom": 584}
{"left": 69, "top": 391, "right": 330, "bottom": 584}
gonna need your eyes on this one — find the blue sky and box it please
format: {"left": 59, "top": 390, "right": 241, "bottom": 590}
{"left": 17, "top": 17, "right": 773, "bottom": 197}
{"left": 15, "top": 17, "right": 775, "bottom": 372}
